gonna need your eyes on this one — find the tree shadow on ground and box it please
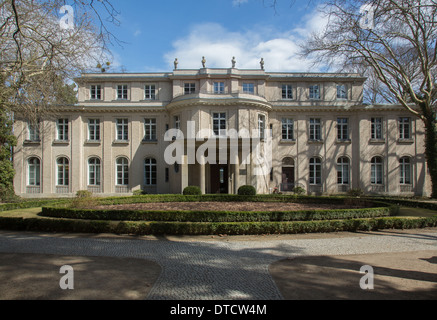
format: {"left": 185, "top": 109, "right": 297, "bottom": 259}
{"left": 270, "top": 251, "right": 437, "bottom": 300}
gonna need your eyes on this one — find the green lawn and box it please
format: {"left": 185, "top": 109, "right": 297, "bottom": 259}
{"left": 397, "top": 206, "right": 437, "bottom": 217}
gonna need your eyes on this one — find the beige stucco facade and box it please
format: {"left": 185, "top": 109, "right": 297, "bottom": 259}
{"left": 13, "top": 67, "right": 431, "bottom": 197}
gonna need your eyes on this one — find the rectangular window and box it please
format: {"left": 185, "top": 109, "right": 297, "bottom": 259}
{"left": 165, "top": 167, "right": 169, "bottom": 182}
{"left": 213, "top": 112, "right": 227, "bottom": 136}
{"left": 243, "top": 83, "right": 254, "bottom": 94}
{"left": 337, "top": 118, "right": 349, "bottom": 141}
{"left": 309, "top": 85, "right": 320, "bottom": 100}
{"left": 213, "top": 82, "right": 225, "bottom": 94}
{"left": 282, "top": 118, "right": 294, "bottom": 140}
{"left": 371, "top": 117, "right": 383, "bottom": 140}
{"left": 174, "top": 115, "right": 181, "bottom": 130}
{"left": 184, "top": 83, "right": 196, "bottom": 95}
{"left": 90, "top": 85, "right": 102, "bottom": 100}
{"left": 145, "top": 84, "right": 156, "bottom": 100}
{"left": 336, "top": 84, "right": 347, "bottom": 100}
{"left": 117, "top": 84, "right": 128, "bottom": 100}
{"left": 57, "top": 119, "right": 69, "bottom": 141}
{"left": 144, "top": 118, "right": 157, "bottom": 141}
{"left": 282, "top": 84, "right": 293, "bottom": 99}
{"left": 88, "top": 119, "right": 100, "bottom": 141}
{"left": 399, "top": 117, "right": 411, "bottom": 139}
{"left": 258, "top": 114, "right": 266, "bottom": 139}
{"left": 116, "top": 118, "right": 129, "bottom": 141}
{"left": 309, "top": 158, "right": 322, "bottom": 185}
{"left": 309, "top": 118, "right": 322, "bottom": 141}
{"left": 28, "top": 122, "right": 40, "bottom": 141}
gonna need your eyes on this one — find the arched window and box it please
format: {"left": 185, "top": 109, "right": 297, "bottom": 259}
{"left": 88, "top": 157, "right": 101, "bottom": 186}
{"left": 116, "top": 157, "right": 129, "bottom": 186}
{"left": 28, "top": 157, "right": 40, "bottom": 186}
{"left": 144, "top": 158, "right": 157, "bottom": 186}
{"left": 399, "top": 157, "right": 412, "bottom": 185}
{"left": 371, "top": 156, "right": 383, "bottom": 185}
{"left": 309, "top": 157, "right": 322, "bottom": 185}
{"left": 337, "top": 157, "right": 350, "bottom": 185}
{"left": 57, "top": 157, "right": 69, "bottom": 186}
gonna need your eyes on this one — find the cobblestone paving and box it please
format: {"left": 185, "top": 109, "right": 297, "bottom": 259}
{"left": 0, "top": 231, "right": 436, "bottom": 300}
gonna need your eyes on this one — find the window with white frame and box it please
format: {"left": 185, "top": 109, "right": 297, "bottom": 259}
{"left": 399, "top": 117, "right": 411, "bottom": 139}
{"left": 371, "top": 156, "right": 383, "bottom": 185}
{"left": 57, "top": 119, "right": 69, "bottom": 141}
{"left": 213, "top": 112, "right": 227, "bottom": 136}
{"left": 28, "top": 157, "right": 41, "bottom": 186}
{"left": 174, "top": 115, "right": 181, "bottom": 130}
{"left": 116, "top": 118, "right": 128, "bottom": 141}
{"left": 309, "top": 118, "right": 322, "bottom": 141}
{"left": 145, "top": 84, "right": 156, "bottom": 100}
{"left": 371, "top": 117, "right": 383, "bottom": 140}
{"left": 281, "top": 118, "right": 294, "bottom": 140}
{"left": 243, "top": 83, "right": 254, "bottom": 94}
{"left": 57, "top": 157, "right": 69, "bottom": 186}
{"left": 116, "top": 157, "right": 129, "bottom": 186}
{"left": 282, "top": 84, "right": 293, "bottom": 99}
{"left": 399, "top": 156, "right": 412, "bottom": 185}
{"left": 258, "top": 114, "right": 266, "bottom": 139}
{"left": 88, "top": 157, "right": 101, "bottom": 186}
{"left": 184, "top": 83, "right": 196, "bottom": 95}
{"left": 337, "top": 157, "right": 350, "bottom": 185}
{"left": 144, "top": 158, "right": 157, "bottom": 186}
{"left": 336, "top": 84, "right": 347, "bottom": 100}
{"left": 309, "top": 85, "right": 320, "bottom": 100}
{"left": 337, "top": 118, "right": 349, "bottom": 141}
{"left": 117, "top": 84, "right": 128, "bottom": 100}
{"left": 90, "top": 85, "right": 102, "bottom": 100}
{"left": 88, "top": 119, "right": 100, "bottom": 141}
{"left": 213, "top": 82, "right": 225, "bottom": 94}
{"left": 28, "top": 122, "right": 40, "bottom": 141}
{"left": 309, "top": 157, "right": 322, "bottom": 185}
{"left": 144, "top": 118, "right": 157, "bottom": 141}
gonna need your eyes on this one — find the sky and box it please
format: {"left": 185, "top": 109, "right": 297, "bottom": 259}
{"left": 100, "top": 0, "right": 327, "bottom": 73}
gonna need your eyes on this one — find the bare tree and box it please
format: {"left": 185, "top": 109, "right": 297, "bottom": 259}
{"left": 298, "top": 0, "right": 437, "bottom": 197}
{"left": 0, "top": 0, "right": 119, "bottom": 199}
{"left": 0, "top": 0, "right": 119, "bottom": 120}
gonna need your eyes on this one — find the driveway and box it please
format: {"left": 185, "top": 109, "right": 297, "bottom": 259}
{"left": 0, "top": 229, "right": 436, "bottom": 300}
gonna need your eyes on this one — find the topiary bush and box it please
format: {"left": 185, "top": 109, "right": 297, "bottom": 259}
{"left": 183, "top": 186, "right": 202, "bottom": 195}
{"left": 238, "top": 185, "right": 256, "bottom": 196}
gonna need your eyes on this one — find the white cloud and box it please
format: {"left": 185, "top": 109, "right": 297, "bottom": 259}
{"left": 164, "top": 10, "right": 329, "bottom": 72}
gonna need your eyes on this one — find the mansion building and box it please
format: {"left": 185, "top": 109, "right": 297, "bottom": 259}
{"left": 13, "top": 65, "right": 431, "bottom": 197}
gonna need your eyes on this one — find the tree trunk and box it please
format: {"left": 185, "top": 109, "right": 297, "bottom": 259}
{"left": 423, "top": 111, "right": 437, "bottom": 199}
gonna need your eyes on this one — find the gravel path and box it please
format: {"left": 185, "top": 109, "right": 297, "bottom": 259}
{"left": 0, "top": 230, "right": 436, "bottom": 300}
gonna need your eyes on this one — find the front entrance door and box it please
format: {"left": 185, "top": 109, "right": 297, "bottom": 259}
{"left": 281, "top": 167, "right": 295, "bottom": 191}
{"left": 210, "top": 164, "right": 229, "bottom": 194}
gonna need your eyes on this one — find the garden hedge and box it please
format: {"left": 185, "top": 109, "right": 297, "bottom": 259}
{"left": 0, "top": 216, "right": 436, "bottom": 235}
{"left": 40, "top": 204, "right": 397, "bottom": 222}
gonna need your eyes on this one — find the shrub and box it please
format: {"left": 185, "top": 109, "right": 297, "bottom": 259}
{"left": 183, "top": 186, "right": 202, "bottom": 195}
{"left": 70, "top": 190, "right": 97, "bottom": 209}
{"left": 293, "top": 186, "right": 306, "bottom": 195}
{"left": 348, "top": 188, "right": 364, "bottom": 197}
{"left": 133, "top": 189, "right": 147, "bottom": 196}
{"left": 75, "top": 190, "right": 93, "bottom": 198}
{"left": 238, "top": 185, "right": 256, "bottom": 196}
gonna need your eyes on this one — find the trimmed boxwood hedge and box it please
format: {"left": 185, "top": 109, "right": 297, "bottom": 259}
{"left": 1, "top": 194, "right": 436, "bottom": 235}
{"left": 40, "top": 204, "right": 397, "bottom": 222}
{"left": 0, "top": 216, "right": 436, "bottom": 235}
